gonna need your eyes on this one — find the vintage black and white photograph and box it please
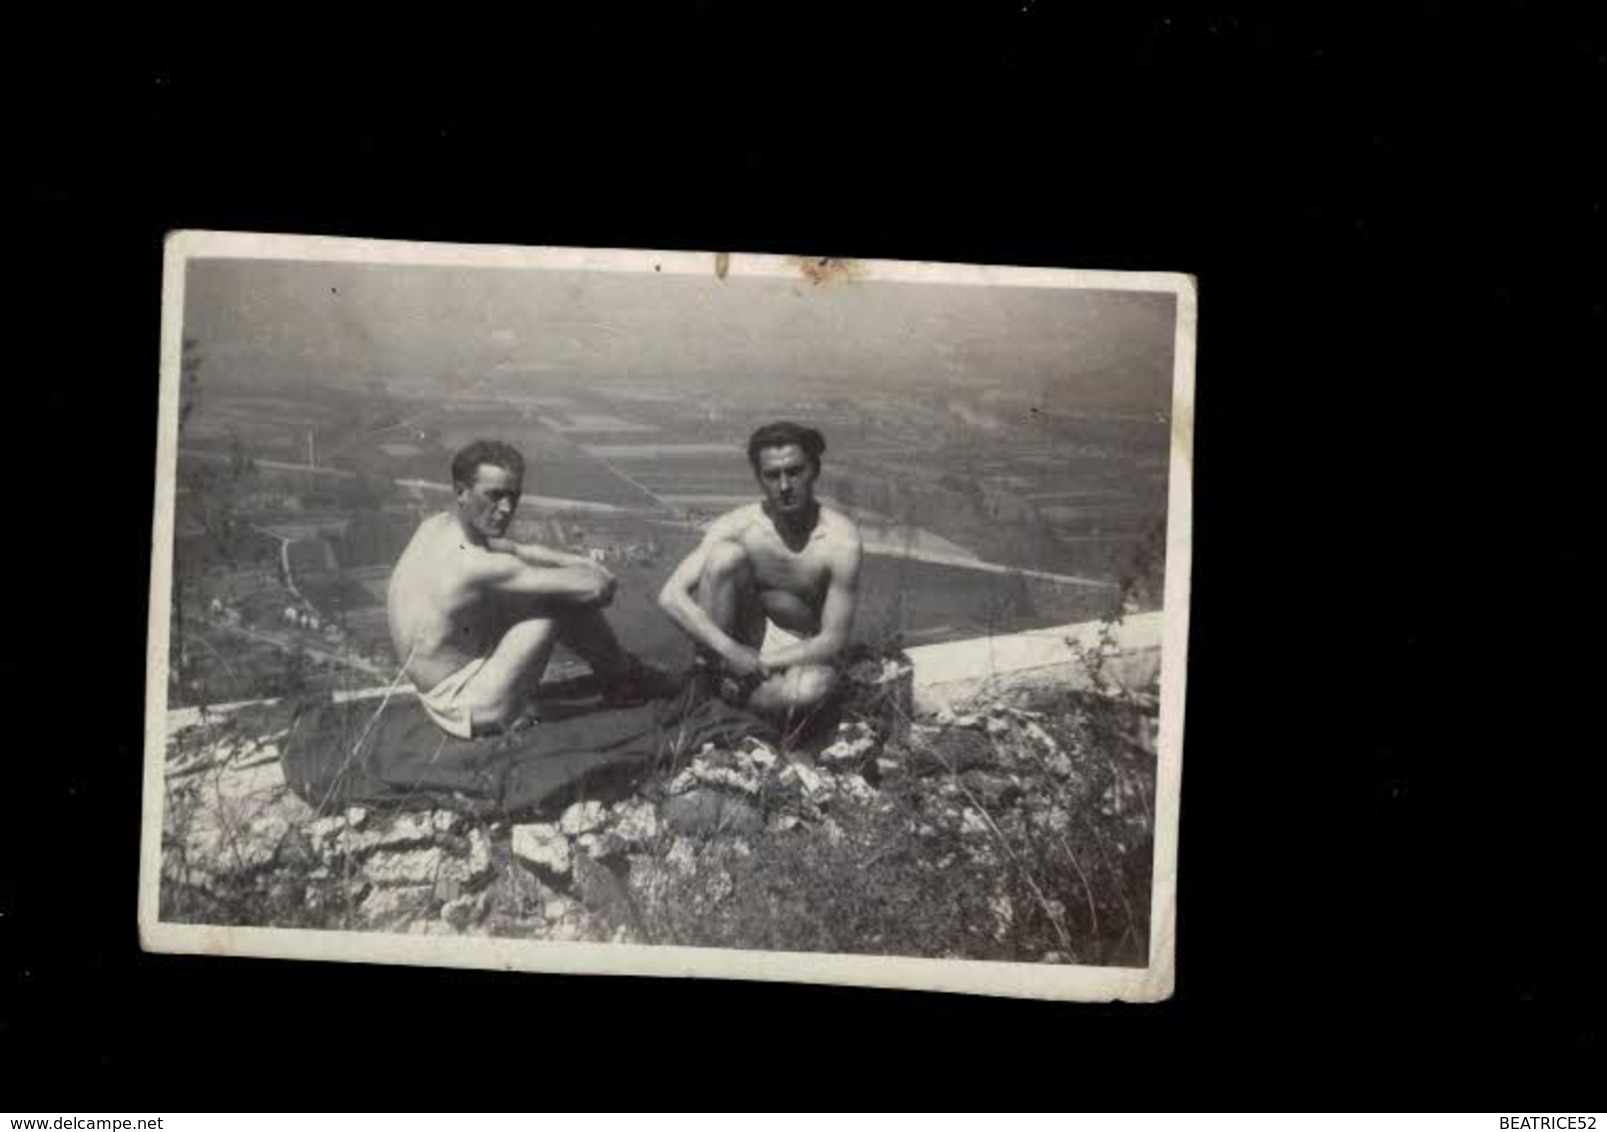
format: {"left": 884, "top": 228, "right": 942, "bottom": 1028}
{"left": 139, "top": 232, "right": 1194, "bottom": 1000}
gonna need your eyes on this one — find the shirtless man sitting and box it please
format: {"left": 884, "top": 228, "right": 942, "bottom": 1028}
{"left": 387, "top": 439, "right": 658, "bottom": 738}
{"left": 658, "top": 421, "right": 862, "bottom": 719}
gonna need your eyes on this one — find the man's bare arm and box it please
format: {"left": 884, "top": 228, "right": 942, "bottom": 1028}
{"left": 656, "top": 527, "right": 751, "bottom": 665}
{"left": 760, "top": 534, "right": 862, "bottom": 669}
{"left": 485, "top": 536, "right": 596, "bottom": 572}
{"left": 467, "top": 548, "right": 615, "bottom": 606}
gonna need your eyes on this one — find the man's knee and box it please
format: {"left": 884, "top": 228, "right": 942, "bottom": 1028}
{"left": 757, "top": 664, "right": 838, "bottom": 714}
{"left": 791, "top": 665, "right": 839, "bottom": 708}
{"left": 502, "top": 614, "right": 559, "bottom": 649}
{"left": 469, "top": 697, "right": 515, "bottom": 735}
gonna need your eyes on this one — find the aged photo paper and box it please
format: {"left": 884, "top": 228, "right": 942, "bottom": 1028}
{"left": 140, "top": 231, "right": 1195, "bottom": 1001}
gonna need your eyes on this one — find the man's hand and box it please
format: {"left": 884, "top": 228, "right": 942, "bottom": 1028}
{"left": 593, "top": 566, "right": 618, "bottom": 608}
{"left": 720, "top": 643, "right": 770, "bottom": 681}
{"left": 574, "top": 562, "right": 617, "bottom": 608}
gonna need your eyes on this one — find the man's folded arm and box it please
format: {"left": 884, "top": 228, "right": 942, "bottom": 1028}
{"left": 657, "top": 537, "right": 743, "bottom": 660}
{"left": 468, "top": 550, "right": 614, "bottom": 605}
{"left": 486, "top": 536, "right": 592, "bottom": 571}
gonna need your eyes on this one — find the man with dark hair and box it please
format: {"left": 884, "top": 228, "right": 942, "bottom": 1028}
{"left": 745, "top": 421, "right": 825, "bottom": 475}
{"left": 388, "top": 439, "right": 661, "bottom": 737}
{"left": 659, "top": 421, "right": 862, "bottom": 720}
{"left": 450, "top": 439, "right": 525, "bottom": 494}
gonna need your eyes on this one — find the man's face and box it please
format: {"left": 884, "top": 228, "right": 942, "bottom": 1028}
{"left": 755, "top": 443, "right": 817, "bottom": 515}
{"left": 457, "top": 463, "right": 522, "bottom": 540}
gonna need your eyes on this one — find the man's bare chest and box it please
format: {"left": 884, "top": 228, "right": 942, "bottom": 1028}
{"left": 740, "top": 531, "right": 832, "bottom": 597}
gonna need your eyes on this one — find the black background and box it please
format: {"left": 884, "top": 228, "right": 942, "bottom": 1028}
{"left": 7, "top": 6, "right": 1601, "bottom": 1101}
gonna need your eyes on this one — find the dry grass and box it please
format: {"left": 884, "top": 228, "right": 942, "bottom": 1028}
{"left": 601, "top": 677, "right": 1156, "bottom": 965}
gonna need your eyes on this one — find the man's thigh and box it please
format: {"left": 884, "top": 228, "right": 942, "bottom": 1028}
{"left": 757, "top": 588, "right": 820, "bottom": 637}
{"left": 709, "top": 573, "right": 766, "bottom": 649}
{"left": 468, "top": 615, "right": 561, "bottom": 706}
{"left": 750, "top": 663, "right": 839, "bottom": 713}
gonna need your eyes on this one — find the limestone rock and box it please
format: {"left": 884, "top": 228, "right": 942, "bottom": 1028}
{"left": 690, "top": 761, "right": 762, "bottom": 796}
{"left": 512, "top": 823, "right": 571, "bottom": 881}
{"left": 440, "top": 889, "right": 493, "bottom": 932}
{"left": 741, "top": 742, "right": 779, "bottom": 772}
{"left": 836, "top": 773, "right": 878, "bottom": 805}
{"left": 305, "top": 815, "right": 347, "bottom": 858}
{"left": 434, "top": 873, "right": 461, "bottom": 904}
{"left": 665, "top": 767, "right": 700, "bottom": 796}
{"left": 819, "top": 730, "right": 877, "bottom": 769}
{"left": 201, "top": 761, "right": 289, "bottom": 809}
{"left": 559, "top": 800, "right": 607, "bottom": 837}
{"left": 359, "top": 883, "right": 434, "bottom": 928}
{"left": 346, "top": 812, "right": 438, "bottom": 856}
{"left": 782, "top": 762, "right": 835, "bottom": 803}
{"left": 575, "top": 830, "right": 623, "bottom": 862}
{"left": 660, "top": 789, "right": 762, "bottom": 837}
{"left": 609, "top": 800, "right": 659, "bottom": 849}
{"left": 665, "top": 837, "right": 699, "bottom": 876}
{"left": 427, "top": 825, "right": 496, "bottom": 894}
{"left": 431, "top": 810, "right": 462, "bottom": 836}
{"left": 363, "top": 846, "right": 446, "bottom": 887}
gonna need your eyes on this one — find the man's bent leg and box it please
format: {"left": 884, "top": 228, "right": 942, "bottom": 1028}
{"left": 551, "top": 605, "right": 679, "bottom": 703}
{"left": 554, "top": 606, "right": 632, "bottom": 680}
{"left": 696, "top": 541, "right": 766, "bottom": 653}
{"left": 463, "top": 615, "right": 561, "bottom": 735}
{"left": 749, "top": 664, "right": 840, "bottom": 718}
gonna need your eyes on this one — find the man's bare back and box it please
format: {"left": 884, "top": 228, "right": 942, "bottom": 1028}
{"left": 387, "top": 512, "right": 510, "bottom": 692}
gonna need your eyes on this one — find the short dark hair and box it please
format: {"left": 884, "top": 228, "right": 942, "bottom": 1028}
{"left": 747, "top": 421, "right": 825, "bottom": 473}
{"left": 450, "top": 440, "right": 526, "bottom": 491}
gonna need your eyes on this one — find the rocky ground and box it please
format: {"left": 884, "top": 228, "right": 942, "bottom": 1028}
{"left": 161, "top": 660, "right": 1158, "bottom": 966}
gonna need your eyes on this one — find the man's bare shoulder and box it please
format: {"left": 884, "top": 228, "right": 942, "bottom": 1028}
{"left": 400, "top": 513, "right": 457, "bottom": 560}
{"left": 706, "top": 502, "right": 765, "bottom": 542}
{"left": 816, "top": 505, "right": 863, "bottom": 551}
{"left": 403, "top": 514, "right": 498, "bottom": 581}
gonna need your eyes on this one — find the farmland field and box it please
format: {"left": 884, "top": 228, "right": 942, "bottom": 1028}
{"left": 172, "top": 374, "right": 1168, "bottom": 704}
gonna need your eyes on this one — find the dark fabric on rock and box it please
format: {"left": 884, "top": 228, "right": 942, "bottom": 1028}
{"left": 281, "top": 691, "right": 771, "bottom": 819}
